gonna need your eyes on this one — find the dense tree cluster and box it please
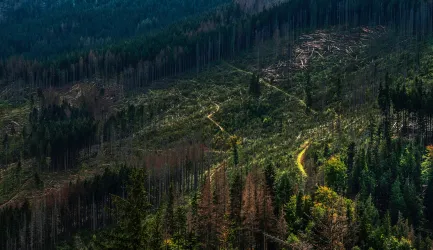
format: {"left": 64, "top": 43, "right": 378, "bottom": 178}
{"left": 3, "top": 0, "right": 433, "bottom": 249}
{"left": 0, "top": 138, "right": 208, "bottom": 249}
{"left": 2, "top": 0, "right": 433, "bottom": 96}
{"left": 26, "top": 102, "right": 97, "bottom": 170}
{"left": 0, "top": 0, "right": 230, "bottom": 58}
{"left": 0, "top": 167, "right": 130, "bottom": 250}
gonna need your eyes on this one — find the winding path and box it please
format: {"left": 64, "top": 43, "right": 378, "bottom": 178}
{"left": 207, "top": 103, "right": 226, "bottom": 133}
{"left": 296, "top": 140, "right": 310, "bottom": 177}
{"left": 222, "top": 61, "right": 316, "bottom": 178}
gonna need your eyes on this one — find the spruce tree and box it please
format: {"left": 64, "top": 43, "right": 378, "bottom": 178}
{"left": 103, "top": 168, "right": 152, "bottom": 249}
{"left": 358, "top": 195, "right": 379, "bottom": 245}
{"left": 389, "top": 178, "right": 406, "bottom": 223}
{"left": 164, "top": 184, "right": 175, "bottom": 237}
{"left": 424, "top": 175, "right": 433, "bottom": 228}
{"left": 305, "top": 72, "right": 313, "bottom": 111}
{"left": 249, "top": 73, "right": 261, "bottom": 97}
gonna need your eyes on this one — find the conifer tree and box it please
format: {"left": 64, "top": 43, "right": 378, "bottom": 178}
{"left": 98, "top": 168, "right": 151, "bottom": 249}
{"left": 249, "top": 73, "right": 261, "bottom": 98}
{"left": 389, "top": 178, "right": 406, "bottom": 223}
{"left": 424, "top": 175, "right": 433, "bottom": 228}
{"left": 163, "top": 184, "right": 175, "bottom": 238}
{"left": 323, "top": 156, "right": 347, "bottom": 194}
{"left": 358, "top": 195, "right": 379, "bottom": 245}
{"left": 305, "top": 72, "right": 313, "bottom": 112}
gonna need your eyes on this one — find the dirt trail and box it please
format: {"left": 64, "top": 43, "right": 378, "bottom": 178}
{"left": 296, "top": 140, "right": 310, "bottom": 177}
{"left": 206, "top": 103, "right": 228, "bottom": 134}
{"left": 223, "top": 61, "right": 313, "bottom": 112}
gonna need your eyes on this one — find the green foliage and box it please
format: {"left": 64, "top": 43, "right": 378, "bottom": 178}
{"left": 421, "top": 146, "right": 433, "bottom": 184}
{"left": 249, "top": 74, "right": 261, "bottom": 98}
{"left": 390, "top": 179, "right": 406, "bottom": 223}
{"left": 4, "top": 1, "right": 433, "bottom": 249}
{"left": 358, "top": 195, "right": 379, "bottom": 244}
{"left": 383, "top": 236, "right": 414, "bottom": 250}
{"left": 33, "top": 172, "right": 43, "bottom": 189}
{"left": 94, "top": 168, "right": 152, "bottom": 249}
{"left": 322, "top": 156, "right": 347, "bottom": 194}
{"left": 26, "top": 103, "right": 97, "bottom": 170}
{"left": 285, "top": 193, "right": 311, "bottom": 234}
{"left": 275, "top": 168, "right": 298, "bottom": 208}
{"left": 308, "top": 186, "right": 355, "bottom": 249}
{"left": 424, "top": 175, "right": 433, "bottom": 228}
{"left": 0, "top": 0, "right": 230, "bottom": 58}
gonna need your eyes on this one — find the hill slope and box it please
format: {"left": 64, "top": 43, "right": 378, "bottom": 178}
{"left": 2, "top": 0, "right": 433, "bottom": 249}
{"left": 0, "top": 0, "right": 231, "bottom": 58}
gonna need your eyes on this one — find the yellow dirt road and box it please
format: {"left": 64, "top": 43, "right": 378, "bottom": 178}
{"left": 296, "top": 140, "right": 310, "bottom": 177}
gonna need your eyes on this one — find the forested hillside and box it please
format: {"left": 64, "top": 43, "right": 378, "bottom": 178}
{"left": 2, "top": 0, "right": 433, "bottom": 249}
{"left": 0, "top": 0, "right": 231, "bottom": 58}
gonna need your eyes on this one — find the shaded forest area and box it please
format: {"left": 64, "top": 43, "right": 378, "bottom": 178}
{"left": 0, "top": 0, "right": 231, "bottom": 58}
{"left": 1, "top": 0, "right": 432, "bottom": 101}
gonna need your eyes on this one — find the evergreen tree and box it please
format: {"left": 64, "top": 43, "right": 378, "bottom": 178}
{"left": 347, "top": 142, "right": 356, "bottom": 195}
{"left": 323, "top": 156, "right": 348, "bottom": 194}
{"left": 335, "top": 76, "right": 342, "bottom": 102}
{"left": 305, "top": 72, "right": 313, "bottom": 111}
{"left": 98, "top": 168, "right": 152, "bottom": 249}
{"left": 264, "top": 163, "right": 276, "bottom": 201}
{"left": 249, "top": 73, "right": 261, "bottom": 97}
{"left": 164, "top": 184, "right": 175, "bottom": 238}
{"left": 389, "top": 178, "right": 406, "bottom": 223}
{"left": 424, "top": 175, "right": 433, "bottom": 228}
{"left": 358, "top": 195, "right": 379, "bottom": 246}
{"left": 403, "top": 180, "right": 421, "bottom": 228}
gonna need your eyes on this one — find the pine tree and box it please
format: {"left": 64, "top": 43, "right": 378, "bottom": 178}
{"left": 424, "top": 175, "right": 433, "bottom": 229}
{"left": 249, "top": 73, "right": 261, "bottom": 97}
{"left": 403, "top": 180, "right": 421, "bottom": 228}
{"left": 163, "top": 184, "right": 175, "bottom": 239}
{"left": 389, "top": 178, "right": 406, "bottom": 223}
{"left": 347, "top": 142, "right": 356, "bottom": 195}
{"left": 358, "top": 195, "right": 379, "bottom": 245}
{"left": 305, "top": 72, "right": 313, "bottom": 112}
{"left": 100, "top": 168, "right": 152, "bottom": 249}
{"left": 335, "top": 76, "right": 342, "bottom": 102}
{"left": 230, "top": 136, "right": 239, "bottom": 168}
{"left": 264, "top": 163, "right": 276, "bottom": 205}
{"left": 323, "top": 156, "right": 348, "bottom": 194}
{"left": 173, "top": 204, "right": 188, "bottom": 248}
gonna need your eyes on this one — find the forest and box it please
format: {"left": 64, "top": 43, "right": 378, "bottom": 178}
{"left": 0, "top": 0, "right": 231, "bottom": 58}
{"left": 2, "top": 0, "right": 433, "bottom": 249}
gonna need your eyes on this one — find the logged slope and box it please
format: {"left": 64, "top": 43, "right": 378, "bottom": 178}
{"left": 2, "top": 0, "right": 433, "bottom": 249}
{"left": 0, "top": 0, "right": 231, "bottom": 58}
{"left": 0, "top": 24, "right": 396, "bottom": 248}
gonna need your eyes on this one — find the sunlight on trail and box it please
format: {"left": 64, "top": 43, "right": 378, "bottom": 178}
{"left": 206, "top": 103, "right": 228, "bottom": 134}
{"left": 296, "top": 140, "right": 310, "bottom": 177}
